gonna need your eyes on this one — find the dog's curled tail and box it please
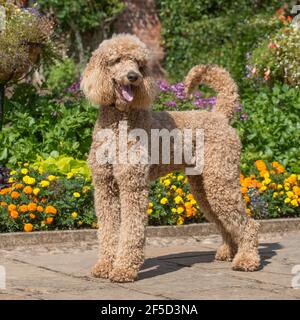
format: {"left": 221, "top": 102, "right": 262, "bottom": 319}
{"left": 184, "top": 64, "right": 240, "bottom": 120}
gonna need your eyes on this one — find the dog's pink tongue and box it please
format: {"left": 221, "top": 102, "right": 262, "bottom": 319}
{"left": 121, "top": 85, "right": 133, "bottom": 102}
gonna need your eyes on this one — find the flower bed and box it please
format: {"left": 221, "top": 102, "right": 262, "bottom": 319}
{"left": 1, "top": 159, "right": 299, "bottom": 233}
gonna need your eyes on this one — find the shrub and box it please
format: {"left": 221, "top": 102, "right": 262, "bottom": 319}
{"left": 157, "top": 0, "right": 284, "bottom": 82}
{"left": 0, "top": 85, "right": 97, "bottom": 165}
{"left": 0, "top": 164, "right": 96, "bottom": 232}
{"left": 234, "top": 84, "right": 300, "bottom": 173}
{"left": 248, "top": 11, "right": 300, "bottom": 87}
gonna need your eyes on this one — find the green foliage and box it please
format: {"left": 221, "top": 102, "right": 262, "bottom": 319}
{"left": 234, "top": 84, "right": 300, "bottom": 173}
{"left": 157, "top": 0, "right": 284, "bottom": 83}
{"left": 33, "top": 156, "right": 91, "bottom": 182}
{"left": 0, "top": 84, "right": 98, "bottom": 165}
{"left": 38, "top": 0, "right": 125, "bottom": 33}
{"left": 45, "top": 58, "right": 78, "bottom": 93}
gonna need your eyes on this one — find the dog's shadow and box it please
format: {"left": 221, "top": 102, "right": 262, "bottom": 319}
{"left": 139, "top": 242, "right": 282, "bottom": 280}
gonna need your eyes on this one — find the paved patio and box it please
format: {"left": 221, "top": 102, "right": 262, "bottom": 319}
{"left": 1, "top": 232, "right": 300, "bottom": 300}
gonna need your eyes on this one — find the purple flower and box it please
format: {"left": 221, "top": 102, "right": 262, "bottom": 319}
{"left": 157, "top": 80, "right": 170, "bottom": 92}
{"left": 165, "top": 100, "right": 177, "bottom": 108}
{"left": 67, "top": 77, "right": 82, "bottom": 94}
{"left": 240, "top": 113, "right": 249, "bottom": 121}
{"left": 194, "top": 91, "right": 202, "bottom": 98}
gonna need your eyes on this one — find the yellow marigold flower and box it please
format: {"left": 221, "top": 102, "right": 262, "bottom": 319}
{"left": 291, "top": 199, "right": 299, "bottom": 207}
{"left": 40, "top": 180, "right": 50, "bottom": 188}
{"left": 37, "top": 206, "right": 43, "bottom": 212}
{"left": 47, "top": 175, "right": 56, "bottom": 182}
{"left": 160, "top": 197, "right": 168, "bottom": 205}
{"left": 147, "top": 209, "right": 153, "bottom": 215}
{"left": 174, "top": 196, "right": 183, "bottom": 204}
{"left": 10, "top": 170, "right": 17, "bottom": 175}
{"left": 45, "top": 206, "right": 57, "bottom": 215}
{"left": 46, "top": 217, "right": 54, "bottom": 224}
{"left": 41, "top": 221, "right": 46, "bottom": 227}
{"left": 10, "top": 210, "right": 19, "bottom": 219}
{"left": 177, "top": 175, "right": 184, "bottom": 181}
{"left": 284, "top": 198, "right": 291, "bottom": 203}
{"left": 163, "top": 179, "right": 171, "bottom": 187}
{"left": 259, "top": 186, "right": 267, "bottom": 193}
{"left": 183, "top": 177, "right": 188, "bottom": 184}
{"left": 28, "top": 203, "right": 37, "bottom": 211}
{"left": 171, "top": 208, "right": 177, "bottom": 213}
{"left": 246, "top": 208, "right": 251, "bottom": 216}
{"left": 23, "top": 186, "right": 33, "bottom": 195}
{"left": 148, "top": 202, "right": 153, "bottom": 208}
{"left": 23, "top": 163, "right": 29, "bottom": 167}
{"left": 0, "top": 202, "right": 7, "bottom": 207}
{"left": 73, "top": 192, "right": 81, "bottom": 198}
{"left": 170, "top": 185, "right": 177, "bottom": 191}
{"left": 190, "top": 199, "right": 197, "bottom": 205}
{"left": 21, "top": 168, "right": 29, "bottom": 175}
{"left": 71, "top": 212, "right": 78, "bottom": 219}
{"left": 29, "top": 213, "right": 36, "bottom": 219}
{"left": 284, "top": 183, "right": 290, "bottom": 191}
{"left": 280, "top": 191, "right": 284, "bottom": 195}
{"left": 78, "top": 221, "right": 83, "bottom": 226}
{"left": 177, "top": 206, "right": 184, "bottom": 214}
{"left": 263, "top": 172, "right": 270, "bottom": 179}
{"left": 176, "top": 188, "right": 183, "bottom": 196}
{"left": 33, "top": 188, "right": 40, "bottom": 196}
{"left": 8, "top": 178, "right": 14, "bottom": 183}
{"left": 23, "top": 175, "right": 36, "bottom": 185}
{"left": 67, "top": 172, "right": 74, "bottom": 179}
{"left": 273, "top": 192, "right": 278, "bottom": 198}
{"left": 244, "top": 195, "right": 250, "bottom": 203}
{"left": 19, "top": 205, "right": 28, "bottom": 213}
{"left": 277, "top": 184, "right": 283, "bottom": 190}
{"left": 11, "top": 191, "right": 20, "bottom": 199}
{"left": 177, "top": 217, "right": 184, "bottom": 225}
{"left": 286, "top": 191, "right": 294, "bottom": 199}
{"left": 24, "top": 223, "right": 33, "bottom": 232}
{"left": 8, "top": 204, "right": 17, "bottom": 211}
{"left": 263, "top": 178, "right": 271, "bottom": 185}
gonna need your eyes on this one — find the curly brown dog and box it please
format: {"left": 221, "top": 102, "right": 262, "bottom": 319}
{"left": 81, "top": 33, "right": 260, "bottom": 283}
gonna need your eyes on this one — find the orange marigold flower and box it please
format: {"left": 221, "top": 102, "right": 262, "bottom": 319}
{"left": 184, "top": 202, "right": 193, "bottom": 209}
{"left": 37, "top": 206, "right": 44, "bottom": 212}
{"left": 23, "top": 186, "right": 33, "bottom": 195}
{"left": 45, "top": 206, "right": 57, "bottom": 215}
{"left": 15, "top": 184, "right": 23, "bottom": 190}
{"left": 28, "top": 203, "right": 37, "bottom": 211}
{"left": 10, "top": 210, "right": 19, "bottom": 219}
{"left": 255, "top": 160, "right": 267, "bottom": 172}
{"left": 19, "top": 205, "right": 29, "bottom": 213}
{"left": 29, "top": 213, "right": 36, "bottom": 219}
{"left": 11, "top": 191, "right": 20, "bottom": 199}
{"left": 241, "top": 187, "right": 248, "bottom": 194}
{"left": 186, "top": 194, "right": 194, "bottom": 201}
{"left": 24, "top": 223, "right": 33, "bottom": 232}
{"left": 8, "top": 204, "right": 17, "bottom": 211}
{"left": 186, "top": 209, "right": 193, "bottom": 217}
{"left": 46, "top": 217, "right": 54, "bottom": 224}
{"left": 0, "top": 202, "right": 7, "bottom": 207}
{"left": 0, "top": 188, "right": 12, "bottom": 195}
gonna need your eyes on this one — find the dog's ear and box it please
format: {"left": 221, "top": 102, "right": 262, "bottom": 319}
{"left": 81, "top": 49, "right": 114, "bottom": 106}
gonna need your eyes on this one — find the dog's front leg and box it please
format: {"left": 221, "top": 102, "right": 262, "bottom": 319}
{"left": 91, "top": 165, "right": 120, "bottom": 279}
{"left": 109, "top": 164, "right": 149, "bottom": 283}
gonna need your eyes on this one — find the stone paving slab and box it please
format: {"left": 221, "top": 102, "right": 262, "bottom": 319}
{"left": 1, "top": 232, "right": 300, "bottom": 299}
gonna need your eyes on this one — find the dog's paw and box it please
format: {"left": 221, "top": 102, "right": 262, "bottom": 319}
{"left": 215, "top": 243, "right": 237, "bottom": 262}
{"left": 109, "top": 267, "right": 138, "bottom": 283}
{"left": 91, "top": 259, "right": 113, "bottom": 279}
{"left": 232, "top": 250, "right": 260, "bottom": 272}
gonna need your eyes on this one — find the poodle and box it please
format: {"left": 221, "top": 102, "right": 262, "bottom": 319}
{"left": 81, "top": 34, "right": 260, "bottom": 283}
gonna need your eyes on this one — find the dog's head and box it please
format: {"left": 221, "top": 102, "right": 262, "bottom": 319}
{"left": 81, "top": 34, "right": 157, "bottom": 112}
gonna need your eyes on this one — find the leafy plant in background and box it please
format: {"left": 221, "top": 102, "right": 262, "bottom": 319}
{"left": 0, "top": 84, "right": 98, "bottom": 165}
{"left": 234, "top": 84, "right": 300, "bottom": 173}
{"left": 157, "top": 0, "right": 284, "bottom": 83}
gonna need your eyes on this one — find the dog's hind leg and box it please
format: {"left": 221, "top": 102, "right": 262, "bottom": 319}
{"left": 109, "top": 165, "right": 149, "bottom": 283}
{"left": 91, "top": 165, "right": 121, "bottom": 279}
{"left": 188, "top": 176, "right": 238, "bottom": 261}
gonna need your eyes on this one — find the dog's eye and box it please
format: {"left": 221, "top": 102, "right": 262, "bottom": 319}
{"left": 115, "top": 58, "right": 121, "bottom": 64}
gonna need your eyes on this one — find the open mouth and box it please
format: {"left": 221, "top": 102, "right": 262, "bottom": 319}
{"left": 115, "top": 82, "right": 134, "bottom": 102}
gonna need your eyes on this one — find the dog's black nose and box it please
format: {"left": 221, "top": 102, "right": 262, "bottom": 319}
{"left": 127, "top": 71, "right": 139, "bottom": 82}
